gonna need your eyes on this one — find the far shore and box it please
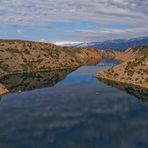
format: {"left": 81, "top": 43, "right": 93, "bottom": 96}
{"left": 0, "top": 66, "right": 80, "bottom": 96}
{"left": 0, "top": 66, "right": 80, "bottom": 79}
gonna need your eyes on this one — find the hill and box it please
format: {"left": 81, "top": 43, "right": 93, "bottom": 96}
{"left": 0, "top": 39, "right": 102, "bottom": 78}
{"left": 97, "top": 46, "right": 148, "bottom": 89}
{"left": 0, "top": 39, "right": 104, "bottom": 95}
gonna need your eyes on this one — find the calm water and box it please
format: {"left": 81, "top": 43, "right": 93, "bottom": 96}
{"left": 0, "top": 60, "right": 148, "bottom": 148}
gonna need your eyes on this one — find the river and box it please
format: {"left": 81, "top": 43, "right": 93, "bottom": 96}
{"left": 0, "top": 60, "right": 148, "bottom": 148}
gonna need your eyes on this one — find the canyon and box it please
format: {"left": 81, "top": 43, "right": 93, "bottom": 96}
{"left": 0, "top": 39, "right": 148, "bottom": 95}
{"left": 0, "top": 39, "right": 114, "bottom": 95}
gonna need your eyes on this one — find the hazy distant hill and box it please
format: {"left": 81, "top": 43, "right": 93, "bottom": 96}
{"left": 73, "top": 37, "right": 148, "bottom": 51}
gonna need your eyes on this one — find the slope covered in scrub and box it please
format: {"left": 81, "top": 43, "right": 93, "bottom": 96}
{"left": 97, "top": 46, "right": 148, "bottom": 89}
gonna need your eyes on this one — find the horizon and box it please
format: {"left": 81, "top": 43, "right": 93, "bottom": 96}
{"left": 0, "top": 36, "right": 148, "bottom": 46}
{"left": 0, "top": 0, "right": 148, "bottom": 42}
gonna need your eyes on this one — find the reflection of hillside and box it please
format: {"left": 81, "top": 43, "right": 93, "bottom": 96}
{"left": 0, "top": 68, "right": 75, "bottom": 93}
{"left": 98, "top": 78, "right": 148, "bottom": 102}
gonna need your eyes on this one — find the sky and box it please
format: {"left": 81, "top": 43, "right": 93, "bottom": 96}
{"left": 0, "top": 0, "right": 148, "bottom": 43}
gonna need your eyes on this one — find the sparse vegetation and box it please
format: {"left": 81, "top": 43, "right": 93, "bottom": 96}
{"left": 0, "top": 39, "right": 101, "bottom": 77}
{"left": 97, "top": 46, "right": 148, "bottom": 88}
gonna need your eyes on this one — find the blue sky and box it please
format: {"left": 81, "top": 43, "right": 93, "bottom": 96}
{"left": 0, "top": 0, "right": 148, "bottom": 43}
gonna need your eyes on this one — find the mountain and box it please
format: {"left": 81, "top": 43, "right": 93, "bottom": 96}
{"left": 57, "top": 37, "right": 148, "bottom": 51}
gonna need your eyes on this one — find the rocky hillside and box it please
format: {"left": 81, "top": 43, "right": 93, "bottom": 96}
{"left": 0, "top": 39, "right": 119, "bottom": 95}
{"left": 97, "top": 46, "right": 148, "bottom": 89}
{"left": 0, "top": 39, "right": 105, "bottom": 95}
{"left": 0, "top": 39, "right": 102, "bottom": 77}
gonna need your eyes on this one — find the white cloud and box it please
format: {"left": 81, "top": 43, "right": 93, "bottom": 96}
{"left": 39, "top": 38, "right": 45, "bottom": 42}
{"left": 54, "top": 41, "right": 84, "bottom": 46}
{"left": 72, "top": 26, "right": 148, "bottom": 41}
{"left": 16, "top": 29, "right": 22, "bottom": 34}
{"left": 0, "top": 0, "right": 148, "bottom": 40}
{"left": 0, "top": 0, "right": 147, "bottom": 26}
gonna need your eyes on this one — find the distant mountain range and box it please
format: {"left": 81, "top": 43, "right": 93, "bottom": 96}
{"left": 55, "top": 37, "right": 148, "bottom": 51}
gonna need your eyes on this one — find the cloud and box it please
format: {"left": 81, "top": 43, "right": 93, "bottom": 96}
{"left": 16, "top": 29, "right": 22, "bottom": 34}
{"left": 54, "top": 41, "right": 83, "bottom": 46}
{"left": 72, "top": 26, "right": 148, "bottom": 41}
{"left": 39, "top": 38, "right": 45, "bottom": 42}
{"left": 0, "top": 0, "right": 148, "bottom": 41}
{"left": 0, "top": 0, "right": 147, "bottom": 26}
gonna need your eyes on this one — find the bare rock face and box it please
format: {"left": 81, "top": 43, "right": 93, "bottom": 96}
{"left": 97, "top": 46, "right": 148, "bottom": 89}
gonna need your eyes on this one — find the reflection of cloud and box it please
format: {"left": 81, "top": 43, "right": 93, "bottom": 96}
{"left": 0, "top": 65, "right": 148, "bottom": 147}
{"left": 0, "top": 78, "right": 147, "bottom": 148}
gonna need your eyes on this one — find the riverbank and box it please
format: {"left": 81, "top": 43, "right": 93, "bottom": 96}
{"left": 96, "top": 46, "right": 148, "bottom": 89}
{"left": 0, "top": 68, "right": 77, "bottom": 96}
{"left": 0, "top": 66, "right": 79, "bottom": 78}
{"left": 97, "top": 76, "right": 148, "bottom": 101}
{"left": 0, "top": 67, "right": 78, "bottom": 96}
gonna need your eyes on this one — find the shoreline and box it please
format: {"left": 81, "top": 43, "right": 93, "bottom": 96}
{"left": 96, "top": 75, "right": 148, "bottom": 101}
{"left": 96, "top": 74, "right": 148, "bottom": 90}
{"left": 96, "top": 47, "right": 148, "bottom": 90}
{"left": 0, "top": 66, "right": 80, "bottom": 96}
{"left": 0, "top": 66, "right": 80, "bottom": 79}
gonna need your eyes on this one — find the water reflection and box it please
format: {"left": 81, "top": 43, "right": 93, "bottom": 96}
{"left": 0, "top": 65, "right": 148, "bottom": 148}
{"left": 0, "top": 68, "right": 76, "bottom": 94}
{"left": 97, "top": 78, "right": 148, "bottom": 102}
